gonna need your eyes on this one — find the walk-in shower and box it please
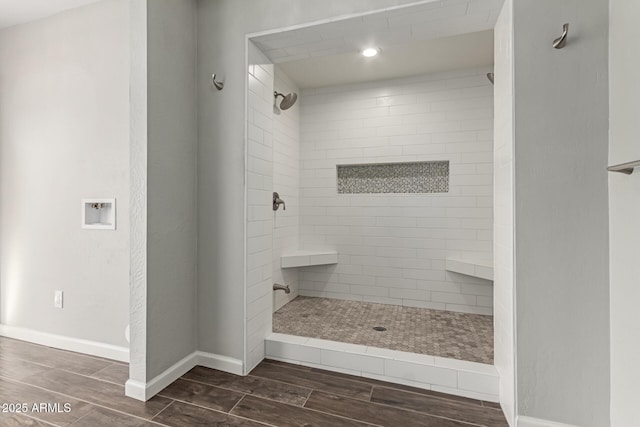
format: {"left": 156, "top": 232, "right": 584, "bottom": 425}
{"left": 245, "top": 0, "right": 503, "bottom": 403}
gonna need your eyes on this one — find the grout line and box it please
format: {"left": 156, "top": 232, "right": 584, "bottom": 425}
{"left": 372, "top": 384, "right": 484, "bottom": 407}
{"left": 301, "top": 388, "right": 313, "bottom": 407}
{"left": 227, "top": 394, "right": 247, "bottom": 415}
{"left": 246, "top": 371, "right": 372, "bottom": 402}
{"left": 343, "top": 389, "right": 494, "bottom": 427}
{"left": 157, "top": 395, "right": 245, "bottom": 415}
{"left": 150, "top": 399, "right": 175, "bottom": 422}
{"left": 158, "top": 396, "right": 278, "bottom": 427}
{"left": 165, "top": 381, "right": 319, "bottom": 413}
{"left": 164, "top": 377, "right": 246, "bottom": 397}
{"left": 87, "top": 363, "right": 128, "bottom": 386}
{"left": 262, "top": 358, "right": 311, "bottom": 371}
{"left": 243, "top": 392, "right": 382, "bottom": 427}
{"left": 66, "top": 408, "right": 95, "bottom": 426}
{"left": 170, "top": 376, "right": 310, "bottom": 407}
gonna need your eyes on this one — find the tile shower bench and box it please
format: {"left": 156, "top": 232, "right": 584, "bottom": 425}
{"left": 281, "top": 250, "right": 338, "bottom": 268}
{"left": 445, "top": 257, "right": 493, "bottom": 281}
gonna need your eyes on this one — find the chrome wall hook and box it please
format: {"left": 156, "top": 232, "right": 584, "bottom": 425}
{"left": 553, "top": 23, "right": 569, "bottom": 49}
{"left": 212, "top": 73, "right": 224, "bottom": 91}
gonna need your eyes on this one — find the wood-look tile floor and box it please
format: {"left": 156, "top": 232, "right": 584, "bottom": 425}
{"left": 0, "top": 337, "right": 508, "bottom": 426}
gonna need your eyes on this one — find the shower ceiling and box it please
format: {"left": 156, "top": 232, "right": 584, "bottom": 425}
{"left": 278, "top": 30, "right": 494, "bottom": 88}
{"left": 251, "top": 0, "right": 502, "bottom": 88}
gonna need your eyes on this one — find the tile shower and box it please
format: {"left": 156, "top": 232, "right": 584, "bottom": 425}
{"left": 295, "top": 67, "right": 494, "bottom": 313}
{"left": 247, "top": 44, "right": 495, "bottom": 374}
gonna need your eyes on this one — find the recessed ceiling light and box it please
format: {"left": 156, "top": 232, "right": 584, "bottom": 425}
{"left": 362, "top": 47, "right": 379, "bottom": 57}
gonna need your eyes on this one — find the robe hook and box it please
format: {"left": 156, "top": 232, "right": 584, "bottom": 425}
{"left": 553, "top": 23, "right": 569, "bottom": 49}
{"left": 212, "top": 73, "right": 224, "bottom": 91}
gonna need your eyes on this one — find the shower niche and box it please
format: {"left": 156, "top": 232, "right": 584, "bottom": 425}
{"left": 336, "top": 161, "right": 450, "bottom": 194}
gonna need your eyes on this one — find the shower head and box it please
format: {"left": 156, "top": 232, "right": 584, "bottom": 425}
{"left": 274, "top": 91, "right": 298, "bottom": 110}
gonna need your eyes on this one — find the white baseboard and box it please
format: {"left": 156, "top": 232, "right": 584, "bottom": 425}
{"left": 124, "top": 351, "right": 244, "bottom": 401}
{"left": 518, "top": 416, "right": 579, "bottom": 427}
{"left": 123, "top": 379, "right": 147, "bottom": 401}
{"left": 125, "top": 351, "right": 198, "bottom": 401}
{"left": 196, "top": 351, "right": 244, "bottom": 376}
{"left": 0, "top": 324, "right": 129, "bottom": 362}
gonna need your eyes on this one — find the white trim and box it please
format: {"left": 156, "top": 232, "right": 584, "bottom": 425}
{"left": 126, "top": 351, "right": 198, "bottom": 401}
{"left": 242, "top": 34, "right": 249, "bottom": 376}
{"left": 196, "top": 351, "right": 244, "bottom": 376}
{"left": 517, "top": 416, "right": 579, "bottom": 427}
{"left": 0, "top": 324, "right": 129, "bottom": 362}
{"left": 128, "top": 0, "right": 149, "bottom": 390}
{"left": 124, "top": 351, "right": 244, "bottom": 402}
{"left": 123, "top": 379, "right": 146, "bottom": 401}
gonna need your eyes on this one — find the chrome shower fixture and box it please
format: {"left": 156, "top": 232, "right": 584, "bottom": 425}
{"left": 273, "top": 283, "right": 290, "bottom": 293}
{"left": 274, "top": 91, "right": 298, "bottom": 110}
{"left": 487, "top": 73, "right": 494, "bottom": 85}
{"left": 273, "top": 192, "right": 286, "bottom": 211}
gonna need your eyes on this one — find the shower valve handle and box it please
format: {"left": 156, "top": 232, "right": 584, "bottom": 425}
{"left": 273, "top": 192, "right": 286, "bottom": 211}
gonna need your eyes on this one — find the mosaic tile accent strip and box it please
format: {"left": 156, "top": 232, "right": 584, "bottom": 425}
{"left": 273, "top": 296, "right": 493, "bottom": 364}
{"left": 336, "top": 161, "right": 449, "bottom": 194}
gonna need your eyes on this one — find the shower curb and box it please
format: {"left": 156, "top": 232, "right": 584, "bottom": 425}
{"left": 265, "top": 332, "right": 499, "bottom": 402}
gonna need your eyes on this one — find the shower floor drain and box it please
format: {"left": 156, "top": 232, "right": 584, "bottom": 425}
{"left": 372, "top": 326, "right": 387, "bottom": 332}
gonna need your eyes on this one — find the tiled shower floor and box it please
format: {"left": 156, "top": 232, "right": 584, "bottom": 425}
{"left": 273, "top": 296, "right": 493, "bottom": 364}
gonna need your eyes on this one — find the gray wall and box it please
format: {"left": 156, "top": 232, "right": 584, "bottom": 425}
{"left": 0, "top": 0, "right": 130, "bottom": 347}
{"left": 513, "top": 0, "right": 610, "bottom": 425}
{"left": 609, "top": 0, "right": 640, "bottom": 425}
{"left": 196, "top": 0, "right": 433, "bottom": 361}
{"left": 145, "top": 0, "right": 198, "bottom": 380}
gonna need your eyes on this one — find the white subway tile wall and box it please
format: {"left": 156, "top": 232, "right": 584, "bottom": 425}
{"left": 246, "top": 42, "right": 275, "bottom": 371}
{"left": 298, "top": 67, "right": 494, "bottom": 315}
{"left": 272, "top": 67, "right": 301, "bottom": 312}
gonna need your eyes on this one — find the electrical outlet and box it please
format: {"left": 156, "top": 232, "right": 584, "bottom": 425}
{"left": 54, "top": 290, "right": 63, "bottom": 309}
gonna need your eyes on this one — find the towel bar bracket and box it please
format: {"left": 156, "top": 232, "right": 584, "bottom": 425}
{"left": 607, "top": 160, "right": 640, "bottom": 175}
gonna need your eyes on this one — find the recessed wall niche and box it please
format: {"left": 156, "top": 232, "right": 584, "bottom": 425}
{"left": 336, "top": 161, "right": 449, "bottom": 194}
{"left": 82, "top": 198, "right": 116, "bottom": 230}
